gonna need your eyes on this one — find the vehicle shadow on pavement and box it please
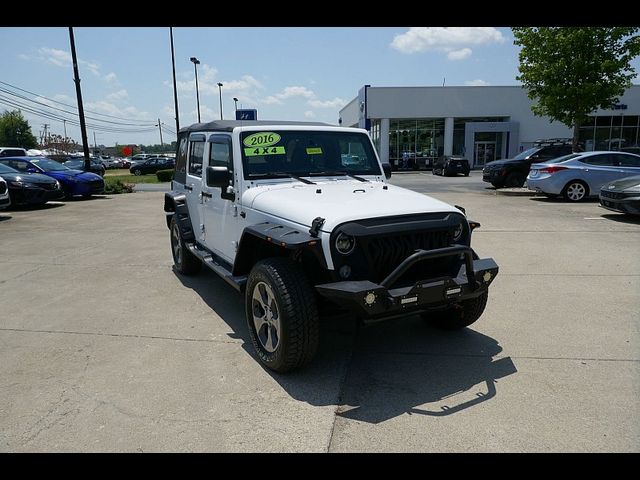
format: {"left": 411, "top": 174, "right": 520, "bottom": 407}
{"left": 174, "top": 269, "right": 516, "bottom": 423}
{"left": 5, "top": 202, "right": 64, "bottom": 211}
{"left": 336, "top": 317, "right": 517, "bottom": 423}
{"left": 0, "top": 213, "right": 11, "bottom": 221}
{"left": 600, "top": 213, "right": 640, "bottom": 225}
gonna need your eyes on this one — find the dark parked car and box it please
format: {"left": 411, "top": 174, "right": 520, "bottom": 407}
{"left": 129, "top": 156, "right": 175, "bottom": 176}
{"left": 62, "top": 157, "right": 106, "bottom": 176}
{"left": 0, "top": 162, "right": 64, "bottom": 205}
{"left": 432, "top": 156, "right": 470, "bottom": 176}
{"left": 0, "top": 156, "right": 104, "bottom": 199}
{"left": 599, "top": 174, "right": 640, "bottom": 216}
{"left": 483, "top": 141, "right": 574, "bottom": 188}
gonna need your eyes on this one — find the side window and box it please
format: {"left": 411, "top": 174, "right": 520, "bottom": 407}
{"left": 581, "top": 154, "right": 614, "bottom": 166}
{"left": 175, "top": 134, "right": 188, "bottom": 174}
{"left": 210, "top": 141, "right": 232, "bottom": 170}
{"left": 188, "top": 141, "right": 204, "bottom": 177}
{"left": 8, "top": 160, "right": 29, "bottom": 171}
{"left": 616, "top": 154, "right": 640, "bottom": 168}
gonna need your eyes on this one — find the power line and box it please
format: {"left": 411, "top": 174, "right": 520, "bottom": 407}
{"left": 0, "top": 95, "right": 158, "bottom": 134}
{"left": 0, "top": 86, "right": 157, "bottom": 127}
{"left": 0, "top": 79, "right": 158, "bottom": 124}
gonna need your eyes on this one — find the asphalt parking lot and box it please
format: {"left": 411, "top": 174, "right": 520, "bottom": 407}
{"left": 1, "top": 171, "right": 638, "bottom": 452}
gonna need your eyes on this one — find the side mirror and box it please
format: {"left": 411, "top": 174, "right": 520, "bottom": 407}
{"left": 206, "top": 166, "right": 231, "bottom": 188}
{"left": 382, "top": 163, "right": 392, "bottom": 179}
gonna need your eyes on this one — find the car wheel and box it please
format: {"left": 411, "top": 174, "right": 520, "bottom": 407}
{"left": 421, "top": 290, "right": 488, "bottom": 330}
{"left": 490, "top": 181, "right": 503, "bottom": 189}
{"left": 563, "top": 180, "right": 588, "bottom": 202}
{"left": 133, "top": 169, "right": 142, "bottom": 176}
{"left": 432, "top": 169, "right": 437, "bottom": 175}
{"left": 245, "top": 258, "right": 319, "bottom": 373}
{"left": 169, "top": 216, "right": 201, "bottom": 275}
{"left": 505, "top": 172, "right": 525, "bottom": 188}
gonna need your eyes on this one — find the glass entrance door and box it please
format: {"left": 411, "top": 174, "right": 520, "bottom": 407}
{"left": 474, "top": 141, "right": 496, "bottom": 166}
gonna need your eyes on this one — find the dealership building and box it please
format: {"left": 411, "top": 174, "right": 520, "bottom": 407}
{"left": 338, "top": 85, "right": 640, "bottom": 168}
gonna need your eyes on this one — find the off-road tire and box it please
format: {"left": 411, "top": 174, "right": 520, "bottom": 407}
{"left": 491, "top": 181, "right": 503, "bottom": 189}
{"left": 245, "top": 258, "right": 319, "bottom": 373}
{"left": 169, "top": 215, "right": 201, "bottom": 275}
{"left": 421, "top": 290, "right": 488, "bottom": 330}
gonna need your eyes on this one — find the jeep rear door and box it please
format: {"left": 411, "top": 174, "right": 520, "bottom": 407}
{"left": 185, "top": 133, "right": 206, "bottom": 242}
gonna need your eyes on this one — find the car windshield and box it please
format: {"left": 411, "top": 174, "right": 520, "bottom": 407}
{"left": 545, "top": 153, "right": 582, "bottom": 164}
{"left": 240, "top": 130, "right": 382, "bottom": 179}
{"left": 513, "top": 147, "right": 542, "bottom": 160}
{"left": 30, "top": 157, "right": 70, "bottom": 171}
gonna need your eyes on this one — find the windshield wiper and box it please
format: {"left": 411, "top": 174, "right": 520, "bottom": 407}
{"left": 308, "top": 171, "right": 369, "bottom": 182}
{"left": 248, "top": 172, "right": 315, "bottom": 185}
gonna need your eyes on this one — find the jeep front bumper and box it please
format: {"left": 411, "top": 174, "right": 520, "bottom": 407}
{"left": 315, "top": 245, "right": 498, "bottom": 321}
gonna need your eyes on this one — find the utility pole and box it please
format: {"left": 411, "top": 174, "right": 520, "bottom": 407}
{"left": 93, "top": 131, "right": 97, "bottom": 154}
{"left": 69, "top": 27, "right": 91, "bottom": 171}
{"left": 170, "top": 27, "right": 180, "bottom": 134}
{"left": 42, "top": 124, "right": 49, "bottom": 146}
{"left": 63, "top": 119, "right": 68, "bottom": 153}
{"left": 158, "top": 118, "right": 164, "bottom": 147}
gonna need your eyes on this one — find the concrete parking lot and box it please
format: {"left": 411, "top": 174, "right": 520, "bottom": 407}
{"left": 1, "top": 171, "right": 638, "bottom": 452}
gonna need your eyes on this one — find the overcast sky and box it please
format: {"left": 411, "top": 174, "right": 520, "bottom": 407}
{"left": 1, "top": 27, "right": 638, "bottom": 148}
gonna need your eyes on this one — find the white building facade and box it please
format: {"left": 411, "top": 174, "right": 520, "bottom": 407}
{"left": 338, "top": 85, "right": 640, "bottom": 168}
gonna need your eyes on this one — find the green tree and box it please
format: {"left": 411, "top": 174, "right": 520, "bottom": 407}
{"left": 0, "top": 109, "right": 38, "bottom": 149}
{"left": 512, "top": 27, "right": 640, "bottom": 151}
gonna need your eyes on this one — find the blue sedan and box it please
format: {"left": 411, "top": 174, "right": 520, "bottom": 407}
{"left": 526, "top": 151, "right": 640, "bottom": 201}
{"left": 0, "top": 156, "right": 104, "bottom": 199}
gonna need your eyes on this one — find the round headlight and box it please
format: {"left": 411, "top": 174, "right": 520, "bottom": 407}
{"left": 453, "top": 222, "right": 464, "bottom": 241}
{"left": 335, "top": 232, "right": 356, "bottom": 255}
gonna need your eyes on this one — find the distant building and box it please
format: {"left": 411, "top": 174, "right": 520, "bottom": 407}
{"left": 339, "top": 85, "right": 640, "bottom": 168}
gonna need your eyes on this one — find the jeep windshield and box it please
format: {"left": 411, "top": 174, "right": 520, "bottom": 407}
{"left": 240, "top": 130, "right": 382, "bottom": 179}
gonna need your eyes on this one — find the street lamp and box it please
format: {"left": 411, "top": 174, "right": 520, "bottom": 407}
{"left": 217, "top": 82, "right": 224, "bottom": 120}
{"left": 233, "top": 97, "right": 238, "bottom": 116}
{"left": 190, "top": 57, "right": 201, "bottom": 123}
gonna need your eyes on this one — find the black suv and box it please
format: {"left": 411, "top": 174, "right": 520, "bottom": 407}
{"left": 432, "top": 156, "right": 470, "bottom": 176}
{"left": 482, "top": 140, "right": 575, "bottom": 188}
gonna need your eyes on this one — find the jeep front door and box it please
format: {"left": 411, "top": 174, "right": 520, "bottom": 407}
{"left": 201, "top": 135, "right": 238, "bottom": 262}
{"left": 185, "top": 134, "right": 206, "bottom": 242}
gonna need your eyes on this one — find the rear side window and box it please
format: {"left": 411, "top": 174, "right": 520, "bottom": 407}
{"left": 175, "top": 133, "right": 188, "bottom": 174}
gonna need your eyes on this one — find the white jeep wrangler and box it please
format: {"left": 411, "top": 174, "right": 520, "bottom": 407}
{"left": 164, "top": 120, "right": 498, "bottom": 372}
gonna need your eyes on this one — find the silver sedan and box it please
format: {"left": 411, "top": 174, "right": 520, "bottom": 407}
{"left": 526, "top": 151, "right": 640, "bottom": 201}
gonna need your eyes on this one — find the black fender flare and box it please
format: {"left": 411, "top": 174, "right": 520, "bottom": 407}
{"left": 233, "top": 222, "right": 326, "bottom": 276}
{"left": 164, "top": 191, "right": 195, "bottom": 241}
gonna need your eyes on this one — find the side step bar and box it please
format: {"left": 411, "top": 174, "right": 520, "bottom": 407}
{"left": 185, "top": 243, "right": 247, "bottom": 292}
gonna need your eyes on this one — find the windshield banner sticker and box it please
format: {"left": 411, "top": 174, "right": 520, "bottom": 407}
{"left": 244, "top": 146, "right": 286, "bottom": 156}
{"left": 243, "top": 132, "right": 281, "bottom": 148}
{"left": 306, "top": 147, "right": 323, "bottom": 155}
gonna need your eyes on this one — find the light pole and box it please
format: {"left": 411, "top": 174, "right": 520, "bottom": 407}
{"left": 233, "top": 97, "right": 238, "bottom": 117}
{"left": 217, "top": 82, "right": 223, "bottom": 120}
{"left": 190, "top": 57, "right": 201, "bottom": 123}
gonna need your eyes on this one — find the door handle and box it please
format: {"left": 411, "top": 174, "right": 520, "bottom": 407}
{"left": 185, "top": 184, "right": 193, "bottom": 191}
{"left": 201, "top": 192, "right": 212, "bottom": 198}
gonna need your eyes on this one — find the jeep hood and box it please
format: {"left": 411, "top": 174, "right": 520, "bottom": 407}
{"left": 242, "top": 180, "right": 461, "bottom": 231}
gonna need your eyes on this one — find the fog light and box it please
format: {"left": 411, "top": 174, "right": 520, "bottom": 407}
{"left": 364, "top": 292, "right": 376, "bottom": 306}
{"left": 339, "top": 264, "right": 351, "bottom": 279}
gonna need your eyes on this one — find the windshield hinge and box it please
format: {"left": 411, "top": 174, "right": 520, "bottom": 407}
{"left": 309, "top": 217, "right": 325, "bottom": 238}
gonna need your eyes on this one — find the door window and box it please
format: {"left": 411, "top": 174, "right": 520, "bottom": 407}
{"left": 188, "top": 141, "right": 205, "bottom": 177}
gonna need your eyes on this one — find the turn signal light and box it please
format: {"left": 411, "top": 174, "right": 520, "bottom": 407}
{"left": 538, "top": 166, "right": 568, "bottom": 174}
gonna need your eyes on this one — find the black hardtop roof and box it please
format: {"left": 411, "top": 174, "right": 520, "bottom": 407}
{"left": 179, "top": 120, "right": 334, "bottom": 134}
